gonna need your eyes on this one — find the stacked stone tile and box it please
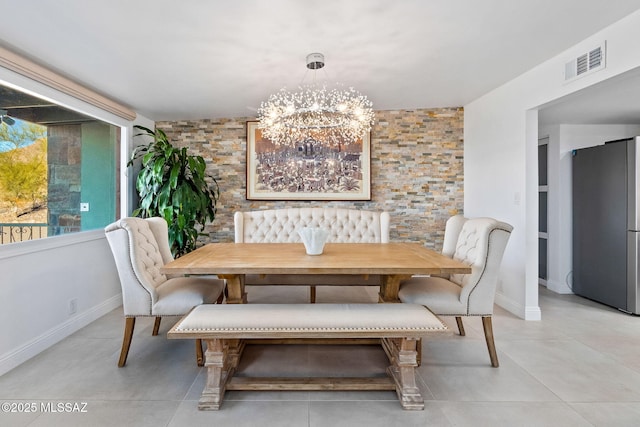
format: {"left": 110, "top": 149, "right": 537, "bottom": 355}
{"left": 156, "top": 107, "right": 463, "bottom": 250}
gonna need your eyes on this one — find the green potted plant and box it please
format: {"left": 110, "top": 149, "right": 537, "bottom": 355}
{"left": 129, "top": 125, "right": 219, "bottom": 257}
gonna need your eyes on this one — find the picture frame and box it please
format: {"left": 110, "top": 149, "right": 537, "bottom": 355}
{"left": 246, "top": 121, "right": 371, "bottom": 201}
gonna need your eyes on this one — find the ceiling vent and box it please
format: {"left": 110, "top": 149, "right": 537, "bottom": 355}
{"left": 564, "top": 42, "right": 606, "bottom": 82}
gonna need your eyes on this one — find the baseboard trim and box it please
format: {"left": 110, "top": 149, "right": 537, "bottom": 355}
{"left": 0, "top": 294, "right": 122, "bottom": 376}
{"left": 524, "top": 305, "right": 542, "bottom": 321}
{"left": 546, "top": 279, "right": 574, "bottom": 294}
{"left": 495, "top": 292, "right": 541, "bottom": 320}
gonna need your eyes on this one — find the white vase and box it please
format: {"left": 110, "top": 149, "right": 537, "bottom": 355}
{"left": 297, "top": 227, "right": 329, "bottom": 255}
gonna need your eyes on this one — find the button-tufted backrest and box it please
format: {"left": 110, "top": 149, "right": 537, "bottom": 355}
{"left": 234, "top": 208, "right": 390, "bottom": 243}
{"left": 447, "top": 216, "right": 513, "bottom": 314}
{"left": 105, "top": 217, "right": 168, "bottom": 316}
{"left": 145, "top": 217, "right": 174, "bottom": 265}
{"left": 441, "top": 215, "right": 467, "bottom": 258}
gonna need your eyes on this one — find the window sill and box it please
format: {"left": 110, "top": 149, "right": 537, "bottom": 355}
{"left": 0, "top": 229, "right": 105, "bottom": 260}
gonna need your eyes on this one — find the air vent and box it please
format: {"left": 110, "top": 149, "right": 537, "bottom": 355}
{"left": 564, "top": 42, "right": 606, "bottom": 82}
{"left": 589, "top": 47, "right": 602, "bottom": 69}
{"left": 576, "top": 54, "right": 588, "bottom": 75}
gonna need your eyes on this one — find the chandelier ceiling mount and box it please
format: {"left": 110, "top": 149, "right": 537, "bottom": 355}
{"left": 305, "top": 52, "right": 325, "bottom": 70}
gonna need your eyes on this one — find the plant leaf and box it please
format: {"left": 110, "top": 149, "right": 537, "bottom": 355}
{"left": 169, "top": 162, "right": 180, "bottom": 189}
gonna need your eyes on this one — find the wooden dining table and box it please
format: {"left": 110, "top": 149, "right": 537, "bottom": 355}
{"left": 162, "top": 242, "right": 471, "bottom": 395}
{"left": 160, "top": 242, "right": 471, "bottom": 304}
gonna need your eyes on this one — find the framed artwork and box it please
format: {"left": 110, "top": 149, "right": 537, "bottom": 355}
{"left": 246, "top": 121, "right": 371, "bottom": 201}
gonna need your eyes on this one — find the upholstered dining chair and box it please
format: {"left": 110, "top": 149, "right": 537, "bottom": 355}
{"left": 105, "top": 217, "right": 225, "bottom": 367}
{"left": 398, "top": 215, "right": 513, "bottom": 367}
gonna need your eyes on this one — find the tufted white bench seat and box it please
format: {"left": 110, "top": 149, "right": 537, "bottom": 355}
{"left": 168, "top": 303, "right": 448, "bottom": 410}
{"left": 234, "top": 208, "right": 390, "bottom": 302}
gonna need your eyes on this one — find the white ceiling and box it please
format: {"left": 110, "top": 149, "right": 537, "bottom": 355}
{"left": 1, "top": 0, "right": 640, "bottom": 122}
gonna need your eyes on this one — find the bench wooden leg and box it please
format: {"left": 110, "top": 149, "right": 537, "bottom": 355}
{"left": 310, "top": 286, "right": 316, "bottom": 303}
{"left": 199, "top": 339, "right": 233, "bottom": 410}
{"left": 383, "top": 337, "right": 424, "bottom": 410}
{"left": 195, "top": 336, "right": 424, "bottom": 410}
{"left": 225, "top": 339, "right": 245, "bottom": 371}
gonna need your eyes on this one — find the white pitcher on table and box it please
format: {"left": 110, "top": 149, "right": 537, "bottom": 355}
{"left": 297, "top": 227, "right": 329, "bottom": 255}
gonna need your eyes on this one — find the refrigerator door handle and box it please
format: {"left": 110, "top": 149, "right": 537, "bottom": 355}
{"left": 627, "top": 231, "right": 639, "bottom": 314}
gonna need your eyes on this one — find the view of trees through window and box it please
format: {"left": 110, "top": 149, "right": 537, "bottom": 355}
{"left": 0, "top": 119, "right": 48, "bottom": 226}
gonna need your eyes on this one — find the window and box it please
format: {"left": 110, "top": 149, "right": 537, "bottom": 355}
{"left": 0, "top": 84, "right": 120, "bottom": 243}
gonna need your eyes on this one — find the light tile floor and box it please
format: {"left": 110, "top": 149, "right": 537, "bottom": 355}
{"left": 1, "top": 285, "right": 639, "bottom": 426}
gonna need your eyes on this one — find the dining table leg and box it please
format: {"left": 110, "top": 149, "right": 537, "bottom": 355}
{"left": 378, "top": 274, "right": 411, "bottom": 303}
{"left": 216, "top": 274, "right": 247, "bottom": 370}
{"left": 379, "top": 274, "right": 424, "bottom": 365}
{"left": 219, "top": 274, "right": 247, "bottom": 304}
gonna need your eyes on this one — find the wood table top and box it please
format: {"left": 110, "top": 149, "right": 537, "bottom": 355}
{"left": 160, "top": 242, "right": 471, "bottom": 276}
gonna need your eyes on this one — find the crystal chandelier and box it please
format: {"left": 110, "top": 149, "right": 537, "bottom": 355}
{"left": 257, "top": 53, "right": 375, "bottom": 147}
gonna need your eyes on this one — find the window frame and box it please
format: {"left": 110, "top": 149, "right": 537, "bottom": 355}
{"left": 0, "top": 48, "right": 134, "bottom": 252}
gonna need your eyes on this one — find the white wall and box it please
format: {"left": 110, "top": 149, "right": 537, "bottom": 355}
{"left": 539, "top": 124, "right": 640, "bottom": 295}
{"left": 0, "top": 232, "right": 121, "bottom": 374}
{"left": 0, "top": 66, "right": 153, "bottom": 375}
{"left": 464, "top": 10, "right": 640, "bottom": 320}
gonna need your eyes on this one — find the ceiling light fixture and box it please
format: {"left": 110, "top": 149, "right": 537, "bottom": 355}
{"left": 257, "top": 53, "right": 374, "bottom": 147}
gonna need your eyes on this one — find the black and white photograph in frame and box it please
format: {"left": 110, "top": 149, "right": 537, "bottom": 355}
{"left": 246, "top": 121, "right": 371, "bottom": 201}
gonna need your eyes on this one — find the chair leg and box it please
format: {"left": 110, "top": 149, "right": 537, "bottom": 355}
{"left": 310, "top": 286, "right": 316, "bottom": 303}
{"left": 216, "top": 292, "right": 224, "bottom": 304}
{"left": 455, "top": 316, "right": 466, "bottom": 336}
{"left": 118, "top": 317, "right": 136, "bottom": 367}
{"left": 152, "top": 317, "right": 161, "bottom": 336}
{"left": 482, "top": 316, "right": 499, "bottom": 368}
{"left": 196, "top": 339, "right": 204, "bottom": 367}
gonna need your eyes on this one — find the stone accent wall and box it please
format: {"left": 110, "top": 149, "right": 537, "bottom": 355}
{"left": 47, "top": 125, "right": 81, "bottom": 235}
{"left": 156, "top": 107, "right": 463, "bottom": 250}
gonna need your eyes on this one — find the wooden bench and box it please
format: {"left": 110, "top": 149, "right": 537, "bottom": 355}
{"left": 168, "top": 303, "right": 448, "bottom": 410}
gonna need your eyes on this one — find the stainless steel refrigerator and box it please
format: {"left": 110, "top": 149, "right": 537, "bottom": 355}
{"left": 572, "top": 136, "right": 640, "bottom": 314}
